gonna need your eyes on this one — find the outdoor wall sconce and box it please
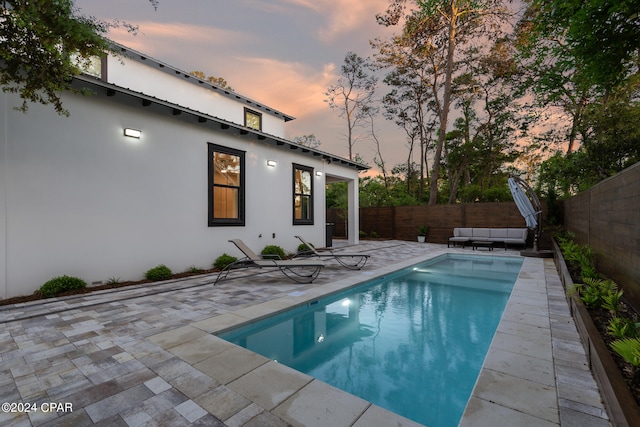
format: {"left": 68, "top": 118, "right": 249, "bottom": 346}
{"left": 124, "top": 128, "right": 142, "bottom": 139}
{"left": 266, "top": 160, "right": 277, "bottom": 167}
{"left": 316, "top": 171, "right": 323, "bottom": 176}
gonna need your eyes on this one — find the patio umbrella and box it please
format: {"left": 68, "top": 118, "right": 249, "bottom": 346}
{"left": 508, "top": 175, "right": 538, "bottom": 229}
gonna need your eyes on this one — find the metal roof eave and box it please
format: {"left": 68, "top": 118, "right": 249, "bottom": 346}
{"left": 72, "top": 76, "right": 370, "bottom": 172}
{"left": 108, "top": 41, "right": 296, "bottom": 123}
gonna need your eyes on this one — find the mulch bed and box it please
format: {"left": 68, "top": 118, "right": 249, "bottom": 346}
{"left": 565, "top": 263, "right": 640, "bottom": 406}
{"left": 0, "top": 268, "right": 219, "bottom": 307}
{"left": 586, "top": 301, "right": 640, "bottom": 405}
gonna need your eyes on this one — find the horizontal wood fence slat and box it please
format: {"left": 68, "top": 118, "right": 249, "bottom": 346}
{"left": 328, "top": 201, "right": 548, "bottom": 246}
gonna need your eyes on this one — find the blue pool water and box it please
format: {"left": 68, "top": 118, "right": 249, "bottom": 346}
{"left": 219, "top": 254, "right": 523, "bottom": 427}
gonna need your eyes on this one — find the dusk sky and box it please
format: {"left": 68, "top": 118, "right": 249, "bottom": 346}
{"left": 75, "top": 0, "right": 403, "bottom": 169}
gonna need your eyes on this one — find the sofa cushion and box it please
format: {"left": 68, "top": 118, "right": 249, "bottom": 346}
{"left": 455, "top": 228, "right": 473, "bottom": 237}
{"left": 503, "top": 238, "right": 525, "bottom": 243}
{"left": 472, "top": 228, "right": 491, "bottom": 238}
{"left": 508, "top": 228, "right": 527, "bottom": 239}
{"left": 490, "top": 229, "right": 509, "bottom": 238}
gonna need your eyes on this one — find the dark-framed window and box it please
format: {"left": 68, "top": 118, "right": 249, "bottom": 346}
{"left": 208, "top": 143, "right": 245, "bottom": 226}
{"left": 293, "top": 164, "right": 313, "bottom": 225}
{"left": 73, "top": 54, "right": 107, "bottom": 80}
{"left": 244, "top": 108, "right": 262, "bottom": 131}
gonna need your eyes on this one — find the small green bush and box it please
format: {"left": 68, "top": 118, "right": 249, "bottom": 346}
{"left": 214, "top": 253, "right": 237, "bottom": 270}
{"left": 185, "top": 265, "right": 204, "bottom": 274}
{"left": 145, "top": 264, "right": 172, "bottom": 281}
{"left": 39, "top": 275, "right": 87, "bottom": 298}
{"left": 359, "top": 230, "right": 367, "bottom": 238}
{"left": 261, "top": 245, "right": 285, "bottom": 260}
{"left": 608, "top": 317, "right": 639, "bottom": 339}
{"left": 297, "top": 242, "right": 314, "bottom": 253}
{"left": 611, "top": 338, "right": 640, "bottom": 367}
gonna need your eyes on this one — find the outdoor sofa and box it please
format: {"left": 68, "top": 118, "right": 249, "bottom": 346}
{"left": 448, "top": 227, "right": 528, "bottom": 250}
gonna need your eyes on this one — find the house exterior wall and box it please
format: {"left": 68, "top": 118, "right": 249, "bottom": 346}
{"left": 0, "top": 88, "right": 358, "bottom": 299}
{"left": 105, "top": 56, "right": 287, "bottom": 138}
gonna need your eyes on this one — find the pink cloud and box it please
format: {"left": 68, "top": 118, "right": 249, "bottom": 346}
{"left": 279, "top": 0, "right": 393, "bottom": 42}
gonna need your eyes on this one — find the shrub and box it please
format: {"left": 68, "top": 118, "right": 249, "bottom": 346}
{"left": 214, "top": 253, "right": 237, "bottom": 270}
{"left": 359, "top": 230, "right": 367, "bottom": 238}
{"left": 261, "top": 245, "right": 285, "bottom": 260}
{"left": 557, "top": 237, "right": 601, "bottom": 281}
{"left": 578, "top": 277, "right": 617, "bottom": 309}
{"left": 186, "top": 265, "right": 204, "bottom": 274}
{"left": 39, "top": 275, "right": 87, "bottom": 298}
{"left": 297, "top": 242, "right": 314, "bottom": 253}
{"left": 611, "top": 338, "right": 640, "bottom": 367}
{"left": 145, "top": 264, "right": 172, "bottom": 281}
{"left": 608, "top": 317, "right": 639, "bottom": 339}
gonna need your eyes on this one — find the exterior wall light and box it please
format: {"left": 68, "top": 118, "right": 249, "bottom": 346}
{"left": 315, "top": 171, "right": 323, "bottom": 176}
{"left": 124, "top": 128, "right": 142, "bottom": 138}
{"left": 266, "top": 160, "right": 277, "bottom": 167}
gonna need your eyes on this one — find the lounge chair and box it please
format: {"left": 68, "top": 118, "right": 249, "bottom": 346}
{"left": 294, "top": 235, "right": 370, "bottom": 270}
{"left": 214, "top": 239, "right": 324, "bottom": 284}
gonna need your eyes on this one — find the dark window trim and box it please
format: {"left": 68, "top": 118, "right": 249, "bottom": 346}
{"left": 292, "top": 163, "right": 314, "bottom": 225}
{"left": 208, "top": 143, "right": 245, "bottom": 227}
{"left": 101, "top": 55, "right": 108, "bottom": 81}
{"left": 244, "top": 108, "right": 262, "bottom": 131}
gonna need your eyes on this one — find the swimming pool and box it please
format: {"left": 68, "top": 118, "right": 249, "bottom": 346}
{"left": 219, "top": 254, "right": 523, "bottom": 427}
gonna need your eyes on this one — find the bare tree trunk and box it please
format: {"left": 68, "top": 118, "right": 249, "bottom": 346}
{"left": 429, "top": 7, "right": 458, "bottom": 205}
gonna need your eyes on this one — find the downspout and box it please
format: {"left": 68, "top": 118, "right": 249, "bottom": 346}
{"left": 1, "top": 94, "right": 8, "bottom": 299}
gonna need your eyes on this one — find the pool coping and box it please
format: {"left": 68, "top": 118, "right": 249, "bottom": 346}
{"left": 147, "top": 249, "right": 607, "bottom": 426}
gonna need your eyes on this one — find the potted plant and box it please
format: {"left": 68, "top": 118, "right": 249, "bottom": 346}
{"left": 417, "top": 226, "right": 428, "bottom": 243}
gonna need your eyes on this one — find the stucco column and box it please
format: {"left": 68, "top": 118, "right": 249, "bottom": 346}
{"left": 347, "top": 178, "right": 359, "bottom": 245}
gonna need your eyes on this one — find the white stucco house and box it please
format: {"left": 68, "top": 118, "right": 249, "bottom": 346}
{"left": 0, "top": 43, "right": 367, "bottom": 299}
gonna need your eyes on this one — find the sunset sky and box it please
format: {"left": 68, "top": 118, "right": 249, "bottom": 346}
{"left": 75, "top": 0, "right": 404, "bottom": 169}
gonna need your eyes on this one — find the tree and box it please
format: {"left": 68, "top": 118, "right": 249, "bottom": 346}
{"left": 514, "top": 4, "right": 600, "bottom": 154}
{"left": 537, "top": 82, "right": 640, "bottom": 198}
{"left": 377, "top": 0, "right": 511, "bottom": 204}
{"left": 324, "top": 52, "right": 378, "bottom": 160}
{"left": 521, "top": 0, "right": 640, "bottom": 196}
{"left": 373, "top": 28, "right": 440, "bottom": 201}
{"left": 527, "top": 0, "right": 640, "bottom": 91}
{"left": 293, "top": 134, "right": 321, "bottom": 149}
{"left": 0, "top": 0, "right": 156, "bottom": 116}
{"left": 189, "top": 71, "right": 234, "bottom": 91}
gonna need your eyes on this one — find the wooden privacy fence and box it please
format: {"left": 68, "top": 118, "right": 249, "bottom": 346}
{"left": 562, "top": 162, "right": 640, "bottom": 310}
{"left": 329, "top": 201, "right": 548, "bottom": 246}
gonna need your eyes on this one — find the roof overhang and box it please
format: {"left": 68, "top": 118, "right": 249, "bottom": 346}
{"left": 109, "top": 41, "right": 296, "bottom": 123}
{"left": 72, "top": 76, "right": 370, "bottom": 172}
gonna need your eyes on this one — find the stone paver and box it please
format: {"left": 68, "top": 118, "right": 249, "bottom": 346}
{"left": 0, "top": 241, "right": 611, "bottom": 426}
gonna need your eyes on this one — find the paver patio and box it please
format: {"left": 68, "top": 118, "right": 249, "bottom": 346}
{"left": 0, "top": 241, "right": 611, "bottom": 426}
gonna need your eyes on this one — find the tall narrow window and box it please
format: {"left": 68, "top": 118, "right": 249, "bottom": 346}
{"left": 293, "top": 164, "right": 313, "bottom": 225}
{"left": 244, "top": 108, "right": 262, "bottom": 131}
{"left": 208, "top": 143, "right": 245, "bottom": 226}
